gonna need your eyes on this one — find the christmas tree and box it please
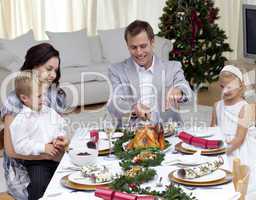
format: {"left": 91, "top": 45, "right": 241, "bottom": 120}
{"left": 158, "top": 0, "right": 232, "bottom": 88}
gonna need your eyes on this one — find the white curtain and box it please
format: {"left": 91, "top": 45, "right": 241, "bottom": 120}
{"left": 0, "top": 0, "right": 166, "bottom": 39}
{"left": 96, "top": 0, "right": 166, "bottom": 32}
{"left": 0, "top": 0, "right": 32, "bottom": 38}
{"left": 0, "top": 0, "right": 242, "bottom": 60}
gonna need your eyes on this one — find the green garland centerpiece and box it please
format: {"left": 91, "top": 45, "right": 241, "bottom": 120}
{"left": 113, "top": 129, "right": 135, "bottom": 159}
{"left": 120, "top": 148, "right": 164, "bottom": 170}
{"left": 110, "top": 128, "right": 196, "bottom": 200}
{"left": 110, "top": 166, "right": 156, "bottom": 193}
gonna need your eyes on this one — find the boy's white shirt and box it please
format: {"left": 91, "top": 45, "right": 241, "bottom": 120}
{"left": 10, "top": 105, "right": 66, "bottom": 156}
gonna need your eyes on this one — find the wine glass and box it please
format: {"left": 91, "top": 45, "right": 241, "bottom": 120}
{"left": 102, "top": 113, "right": 117, "bottom": 160}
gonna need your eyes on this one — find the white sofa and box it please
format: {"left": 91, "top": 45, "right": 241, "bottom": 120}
{"left": 0, "top": 28, "right": 172, "bottom": 109}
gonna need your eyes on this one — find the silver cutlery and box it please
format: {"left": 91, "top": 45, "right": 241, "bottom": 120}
{"left": 57, "top": 166, "right": 81, "bottom": 173}
{"left": 62, "top": 166, "right": 81, "bottom": 171}
{"left": 156, "top": 177, "right": 163, "bottom": 187}
{"left": 46, "top": 192, "right": 62, "bottom": 197}
{"left": 183, "top": 185, "right": 223, "bottom": 190}
{"left": 46, "top": 190, "right": 78, "bottom": 197}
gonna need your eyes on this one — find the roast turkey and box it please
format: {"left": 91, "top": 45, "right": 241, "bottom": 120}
{"left": 126, "top": 124, "right": 165, "bottom": 150}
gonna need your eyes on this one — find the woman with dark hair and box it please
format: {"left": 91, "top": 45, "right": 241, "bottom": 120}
{"left": 1, "top": 43, "right": 67, "bottom": 200}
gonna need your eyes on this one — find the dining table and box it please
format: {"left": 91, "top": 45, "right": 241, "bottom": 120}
{"left": 41, "top": 127, "right": 239, "bottom": 200}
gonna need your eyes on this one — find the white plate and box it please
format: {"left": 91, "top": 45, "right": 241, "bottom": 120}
{"left": 181, "top": 143, "right": 205, "bottom": 151}
{"left": 68, "top": 171, "right": 113, "bottom": 186}
{"left": 97, "top": 131, "right": 124, "bottom": 140}
{"left": 98, "top": 139, "right": 114, "bottom": 151}
{"left": 81, "top": 131, "right": 124, "bottom": 140}
{"left": 108, "top": 131, "right": 124, "bottom": 139}
{"left": 173, "top": 169, "right": 226, "bottom": 183}
{"left": 180, "top": 127, "right": 220, "bottom": 138}
{"left": 69, "top": 140, "right": 114, "bottom": 151}
{"left": 83, "top": 131, "right": 124, "bottom": 140}
{"left": 162, "top": 154, "right": 213, "bottom": 166}
{"left": 181, "top": 142, "right": 223, "bottom": 151}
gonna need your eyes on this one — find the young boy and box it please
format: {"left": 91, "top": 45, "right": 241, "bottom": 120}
{"left": 9, "top": 70, "right": 68, "bottom": 200}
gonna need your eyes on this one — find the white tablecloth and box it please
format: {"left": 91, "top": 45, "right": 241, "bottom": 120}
{"left": 42, "top": 128, "right": 237, "bottom": 200}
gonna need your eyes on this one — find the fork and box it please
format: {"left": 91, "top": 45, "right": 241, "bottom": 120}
{"left": 172, "top": 149, "right": 179, "bottom": 154}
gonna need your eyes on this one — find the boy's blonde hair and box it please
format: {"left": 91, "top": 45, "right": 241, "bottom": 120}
{"left": 15, "top": 70, "right": 41, "bottom": 98}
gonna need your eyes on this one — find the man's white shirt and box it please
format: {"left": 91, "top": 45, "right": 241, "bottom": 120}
{"left": 134, "top": 56, "right": 159, "bottom": 120}
{"left": 10, "top": 105, "right": 66, "bottom": 156}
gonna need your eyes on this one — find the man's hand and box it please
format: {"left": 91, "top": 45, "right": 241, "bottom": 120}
{"left": 53, "top": 136, "right": 69, "bottom": 151}
{"left": 166, "top": 87, "right": 183, "bottom": 110}
{"left": 44, "top": 144, "right": 59, "bottom": 157}
{"left": 132, "top": 103, "right": 151, "bottom": 120}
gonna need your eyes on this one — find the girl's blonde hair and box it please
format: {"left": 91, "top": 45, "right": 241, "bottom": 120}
{"left": 219, "top": 71, "right": 245, "bottom": 98}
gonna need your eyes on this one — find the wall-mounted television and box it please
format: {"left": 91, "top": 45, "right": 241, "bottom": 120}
{"left": 243, "top": 4, "right": 256, "bottom": 59}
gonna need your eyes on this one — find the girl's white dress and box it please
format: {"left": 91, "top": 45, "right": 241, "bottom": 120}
{"left": 216, "top": 99, "right": 256, "bottom": 191}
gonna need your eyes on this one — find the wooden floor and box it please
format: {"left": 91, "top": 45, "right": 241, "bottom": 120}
{"left": 0, "top": 192, "right": 14, "bottom": 200}
{"left": 197, "top": 81, "right": 221, "bottom": 106}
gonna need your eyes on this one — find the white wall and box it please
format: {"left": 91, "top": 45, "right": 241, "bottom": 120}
{"left": 244, "top": 0, "right": 256, "bottom": 4}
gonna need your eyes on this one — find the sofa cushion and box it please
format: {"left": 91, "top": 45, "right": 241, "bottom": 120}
{"left": 46, "top": 29, "right": 91, "bottom": 68}
{"left": 88, "top": 35, "right": 104, "bottom": 63}
{"left": 0, "top": 30, "right": 36, "bottom": 71}
{"left": 89, "top": 62, "right": 109, "bottom": 79}
{"left": 0, "top": 67, "right": 13, "bottom": 107}
{"left": 60, "top": 62, "right": 110, "bottom": 84}
{"left": 98, "top": 28, "right": 172, "bottom": 63}
{"left": 98, "top": 28, "right": 129, "bottom": 63}
{"left": 61, "top": 80, "right": 110, "bottom": 107}
{"left": 0, "top": 49, "right": 22, "bottom": 72}
{"left": 0, "top": 30, "right": 36, "bottom": 61}
{"left": 154, "top": 36, "right": 172, "bottom": 60}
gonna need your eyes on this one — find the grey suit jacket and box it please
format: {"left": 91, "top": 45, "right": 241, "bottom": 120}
{"left": 107, "top": 55, "right": 192, "bottom": 124}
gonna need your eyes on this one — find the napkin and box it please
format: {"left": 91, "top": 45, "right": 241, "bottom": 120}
{"left": 178, "top": 131, "right": 223, "bottom": 149}
{"left": 95, "top": 187, "right": 156, "bottom": 200}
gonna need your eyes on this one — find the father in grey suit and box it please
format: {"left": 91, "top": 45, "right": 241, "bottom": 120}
{"left": 108, "top": 20, "right": 192, "bottom": 125}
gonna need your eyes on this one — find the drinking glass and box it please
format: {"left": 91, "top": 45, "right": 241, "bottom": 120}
{"left": 102, "top": 113, "right": 117, "bottom": 160}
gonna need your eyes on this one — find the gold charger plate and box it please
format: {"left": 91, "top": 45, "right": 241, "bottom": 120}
{"left": 175, "top": 142, "right": 226, "bottom": 155}
{"left": 60, "top": 174, "right": 109, "bottom": 191}
{"left": 98, "top": 149, "right": 111, "bottom": 156}
{"left": 181, "top": 142, "right": 226, "bottom": 153}
{"left": 169, "top": 169, "right": 232, "bottom": 186}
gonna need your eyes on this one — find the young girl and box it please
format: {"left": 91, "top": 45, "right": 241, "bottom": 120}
{"left": 211, "top": 65, "right": 256, "bottom": 190}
